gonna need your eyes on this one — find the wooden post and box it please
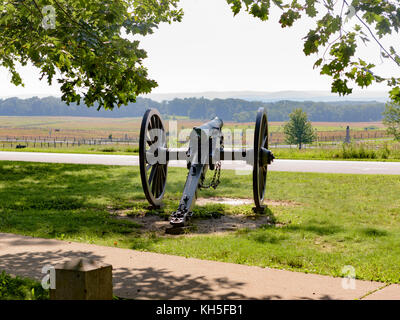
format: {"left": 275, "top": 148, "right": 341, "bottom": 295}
{"left": 50, "top": 258, "right": 113, "bottom": 300}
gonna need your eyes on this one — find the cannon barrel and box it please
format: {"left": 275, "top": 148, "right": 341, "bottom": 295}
{"left": 195, "top": 117, "right": 223, "bottom": 132}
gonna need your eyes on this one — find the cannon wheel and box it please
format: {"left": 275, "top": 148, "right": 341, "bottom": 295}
{"left": 253, "top": 107, "right": 269, "bottom": 211}
{"left": 139, "top": 109, "right": 168, "bottom": 208}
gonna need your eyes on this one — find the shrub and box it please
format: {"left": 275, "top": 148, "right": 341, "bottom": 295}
{"left": 0, "top": 271, "right": 48, "bottom": 300}
{"left": 340, "top": 143, "right": 376, "bottom": 159}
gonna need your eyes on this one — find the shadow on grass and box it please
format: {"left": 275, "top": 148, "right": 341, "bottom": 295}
{"left": 0, "top": 162, "right": 146, "bottom": 239}
{"left": 285, "top": 224, "right": 344, "bottom": 236}
{"left": 250, "top": 233, "right": 287, "bottom": 244}
{"left": 361, "top": 227, "right": 388, "bottom": 237}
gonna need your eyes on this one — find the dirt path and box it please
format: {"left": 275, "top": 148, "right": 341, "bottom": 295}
{"left": 111, "top": 197, "right": 297, "bottom": 235}
{"left": 1, "top": 232, "right": 398, "bottom": 300}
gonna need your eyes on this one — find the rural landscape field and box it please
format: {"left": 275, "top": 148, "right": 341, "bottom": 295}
{"left": 1, "top": 116, "right": 399, "bottom": 161}
{"left": 0, "top": 116, "right": 388, "bottom": 140}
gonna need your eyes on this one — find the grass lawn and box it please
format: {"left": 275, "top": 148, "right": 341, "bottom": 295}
{"left": 0, "top": 161, "right": 399, "bottom": 284}
{"left": 0, "top": 144, "right": 139, "bottom": 156}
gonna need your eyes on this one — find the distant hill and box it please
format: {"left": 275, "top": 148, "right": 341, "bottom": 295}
{"left": 0, "top": 96, "right": 386, "bottom": 122}
{"left": 146, "top": 90, "right": 389, "bottom": 103}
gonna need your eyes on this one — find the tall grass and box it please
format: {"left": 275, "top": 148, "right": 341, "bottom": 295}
{"left": 335, "top": 142, "right": 400, "bottom": 160}
{"left": 339, "top": 143, "right": 377, "bottom": 159}
{"left": 274, "top": 142, "right": 400, "bottom": 161}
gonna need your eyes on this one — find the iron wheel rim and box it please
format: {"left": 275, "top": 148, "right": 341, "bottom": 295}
{"left": 139, "top": 109, "right": 168, "bottom": 207}
{"left": 253, "top": 107, "right": 269, "bottom": 209}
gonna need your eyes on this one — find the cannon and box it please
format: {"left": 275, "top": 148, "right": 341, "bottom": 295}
{"left": 139, "top": 108, "right": 275, "bottom": 231}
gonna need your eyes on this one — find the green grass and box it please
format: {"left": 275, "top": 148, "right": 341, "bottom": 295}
{"left": 273, "top": 142, "right": 400, "bottom": 162}
{"left": 0, "top": 144, "right": 139, "bottom": 155}
{"left": 0, "top": 161, "right": 400, "bottom": 283}
{"left": 0, "top": 271, "right": 48, "bottom": 300}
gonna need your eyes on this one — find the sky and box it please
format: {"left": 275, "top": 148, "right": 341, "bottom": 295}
{"left": 0, "top": 0, "right": 398, "bottom": 98}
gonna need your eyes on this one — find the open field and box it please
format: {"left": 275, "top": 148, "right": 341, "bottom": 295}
{"left": 0, "top": 116, "right": 390, "bottom": 142}
{"left": 1, "top": 161, "right": 399, "bottom": 283}
{"left": 0, "top": 116, "right": 142, "bottom": 140}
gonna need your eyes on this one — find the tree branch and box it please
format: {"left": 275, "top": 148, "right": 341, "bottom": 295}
{"left": 30, "top": 0, "right": 44, "bottom": 19}
{"left": 343, "top": 0, "right": 399, "bottom": 66}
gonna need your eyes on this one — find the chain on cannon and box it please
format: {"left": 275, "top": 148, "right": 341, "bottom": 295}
{"left": 138, "top": 108, "right": 275, "bottom": 233}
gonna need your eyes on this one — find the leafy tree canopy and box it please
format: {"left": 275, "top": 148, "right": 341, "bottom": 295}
{"left": 0, "top": 0, "right": 182, "bottom": 109}
{"left": 227, "top": 0, "right": 400, "bottom": 104}
{"left": 284, "top": 108, "right": 316, "bottom": 148}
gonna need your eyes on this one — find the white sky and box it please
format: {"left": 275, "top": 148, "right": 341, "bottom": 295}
{"left": 0, "top": 0, "right": 398, "bottom": 98}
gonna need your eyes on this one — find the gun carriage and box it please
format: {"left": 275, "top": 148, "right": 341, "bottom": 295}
{"left": 139, "top": 108, "right": 275, "bottom": 232}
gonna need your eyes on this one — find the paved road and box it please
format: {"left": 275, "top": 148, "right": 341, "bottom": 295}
{"left": 1, "top": 232, "right": 398, "bottom": 300}
{"left": 1, "top": 151, "right": 400, "bottom": 175}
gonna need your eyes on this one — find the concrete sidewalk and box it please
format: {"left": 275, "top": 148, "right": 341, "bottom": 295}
{"left": 0, "top": 233, "right": 398, "bottom": 300}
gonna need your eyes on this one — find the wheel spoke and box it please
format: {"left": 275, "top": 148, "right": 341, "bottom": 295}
{"left": 148, "top": 127, "right": 155, "bottom": 142}
{"left": 161, "top": 165, "right": 167, "bottom": 186}
{"left": 148, "top": 164, "right": 158, "bottom": 186}
{"left": 161, "top": 165, "right": 166, "bottom": 180}
{"left": 263, "top": 134, "right": 268, "bottom": 148}
{"left": 262, "top": 171, "right": 266, "bottom": 192}
{"left": 260, "top": 178, "right": 264, "bottom": 198}
{"left": 149, "top": 116, "right": 157, "bottom": 141}
{"left": 151, "top": 167, "right": 158, "bottom": 196}
{"left": 154, "top": 167, "right": 159, "bottom": 197}
{"left": 155, "top": 115, "right": 160, "bottom": 129}
{"left": 262, "top": 169, "right": 267, "bottom": 196}
{"left": 157, "top": 170, "right": 163, "bottom": 197}
{"left": 157, "top": 167, "right": 164, "bottom": 197}
{"left": 146, "top": 130, "right": 151, "bottom": 142}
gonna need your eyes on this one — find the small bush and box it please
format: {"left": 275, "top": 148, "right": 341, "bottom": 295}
{"left": 339, "top": 143, "right": 376, "bottom": 159}
{"left": 0, "top": 271, "right": 48, "bottom": 300}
